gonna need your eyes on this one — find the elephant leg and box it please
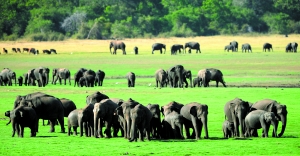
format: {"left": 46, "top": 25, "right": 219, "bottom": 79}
{"left": 73, "top": 126, "right": 78, "bottom": 135}
{"left": 105, "top": 121, "right": 112, "bottom": 138}
{"left": 183, "top": 123, "right": 191, "bottom": 139}
{"left": 49, "top": 119, "right": 56, "bottom": 132}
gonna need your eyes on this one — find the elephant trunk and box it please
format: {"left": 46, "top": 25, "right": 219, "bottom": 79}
{"left": 129, "top": 118, "right": 136, "bottom": 142}
{"left": 79, "top": 118, "right": 83, "bottom": 137}
{"left": 94, "top": 113, "right": 99, "bottom": 138}
{"left": 278, "top": 114, "right": 287, "bottom": 137}
{"left": 202, "top": 116, "right": 209, "bottom": 139}
{"left": 52, "top": 74, "right": 55, "bottom": 84}
{"left": 45, "top": 73, "right": 49, "bottom": 86}
{"left": 238, "top": 114, "right": 245, "bottom": 137}
{"left": 189, "top": 76, "right": 192, "bottom": 88}
{"left": 178, "top": 72, "right": 183, "bottom": 88}
{"left": 12, "top": 120, "right": 17, "bottom": 137}
{"left": 126, "top": 116, "right": 131, "bottom": 139}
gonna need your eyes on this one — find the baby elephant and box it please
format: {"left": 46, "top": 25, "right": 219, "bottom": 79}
{"left": 222, "top": 120, "right": 234, "bottom": 138}
{"left": 162, "top": 111, "right": 184, "bottom": 139}
{"left": 67, "top": 109, "right": 79, "bottom": 136}
{"left": 193, "top": 77, "right": 202, "bottom": 87}
{"left": 242, "top": 43, "right": 252, "bottom": 53}
{"left": 245, "top": 110, "right": 278, "bottom": 138}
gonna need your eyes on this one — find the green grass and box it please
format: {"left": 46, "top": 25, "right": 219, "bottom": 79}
{"left": 0, "top": 37, "right": 300, "bottom": 155}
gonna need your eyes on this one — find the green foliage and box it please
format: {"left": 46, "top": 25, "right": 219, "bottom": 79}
{"left": 262, "top": 13, "right": 290, "bottom": 34}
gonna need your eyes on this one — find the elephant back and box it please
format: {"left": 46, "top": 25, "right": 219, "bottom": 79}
{"left": 86, "top": 91, "right": 109, "bottom": 105}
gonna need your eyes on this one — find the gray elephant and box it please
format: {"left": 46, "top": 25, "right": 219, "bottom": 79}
{"left": 180, "top": 102, "right": 209, "bottom": 139}
{"left": 242, "top": 43, "right": 252, "bottom": 53}
{"left": 0, "top": 68, "right": 16, "bottom": 86}
{"left": 245, "top": 110, "right": 278, "bottom": 138}
{"left": 147, "top": 104, "right": 162, "bottom": 139}
{"left": 193, "top": 77, "right": 202, "bottom": 87}
{"left": 197, "top": 68, "right": 226, "bottom": 87}
{"left": 134, "top": 46, "right": 138, "bottom": 55}
{"left": 52, "top": 68, "right": 71, "bottom": 85}
{"left": 94, "top": 99, "right": 119, "bottom": 138}
{"left": 82, "top": 69, "right": 96, "bottom": 87}
{"left": 110, "top": 41, "right": 126, "bottom": 55}
{"left": 184, "top": 42, "right": 201, "bottom": 53}
{"left": 161, "top": 101, "right": 184, "bottom": 116}
{"left": 162, "top": 108, "right": 184, "bottom": 139}
{"left": 74, "top": 68, "right": 87, "bottom": 87}
{"left": 222, "top": 120, "right": 234, "bottom": 138}
{"left": 286, "top": 42, "right": 298, "bottom": 52}
{"left": 78, "top": 77, "right": 86, "bottom": 87}
{"left": 129, "top": 104, "right": 153, "bottom": 142}
{"left": 263, "top": 43, "right": 273, "bottom": 52}
{"left": 23, "top": 71, "right": 35, "bottom": 86}
{"left": 95, "top": 70, "right": 105, "bottom": 86}
{"left": 230, "top": 41, "right": 238, "bottom": 52}
{"left": 86, "top": 91, "right": 109, "bottom": 105}
{"left": 251, "top": 99, "right": 287, "bottom": 137}
{"left": 32, "top": 67, "right": 50, "bottom": 87}
{"left": 224, "top": 45, "right": 235, "bottom": 52}
{"left": 14, "top": 92, "right": 65, "bottom": 133}
{"left": 78, "top": 104, "right": 94, "bottom": 137}
{"left": 224, "top": 98, "right": 251, "bottom": 137}
{"left": 168, "top": 65, "right": 184, "bottom": 88}
{"left": 197, "top": 69, "right": 210, "bottom": 87}
{"left": 9, "top": 105, "right": 38, "bottom": 137}
{"left": 152, "top": 43, "right": 166, "bottom": 54}
{"left": 126, "top": 72, "right": 135, "bottom": 87}
{"left": 67, "top": 109, "right": 79, "bottom": 136}
{"left": 182, "top": 69, "right": 192, "bottom": 88}
{"left": 18, "top": 76, "right": 23, "bottom": 86}
{"left": 171, "top": 44, "right": 183, "bottom": 55}
{"left": 155, "top": 69, "right": 168, "bottom": 88}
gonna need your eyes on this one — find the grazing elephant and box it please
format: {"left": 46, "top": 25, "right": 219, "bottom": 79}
{"left": 95, "top": 70, "right": 105, "bottom": 86}
{"left": 86, "top": 91, "right": 109, "bottom": 105}
{"left": 43, "top": 49, "right": 51, "bottom": 54}
{"left": 152, "top": 43, "right": 166, "bottom": 54}
{"left": 0, "top": 68, "right": 17, "bottom": 86}
{"left": 94, "top": 99, "right": 119, "bottom": 138}
{"left": 180, "top": 102, "right": 209, "bottom": 139}
{"left": 74, "top": 68, "right": 87, "bottom": 87}
{"left": 162, "top": 111, "right": 184, "bottom": 139}
{"left": 18, "top": 76, "right": 23, "bottom": 86}
{"left": 171, "top": 44, "right": 183, "bottom": 55}
{"left": 155, "top": 69, "right": 168, "bottom": 88}
{"left": 193, "top": 77, "right": 202, "bottom": 87}
{"left": 184, "top": 42, "right": 201, "bottom": 53}
{"left": 224, "top": 45, "right": 235, "bottom": 52}
{"left": 147, "top": 104, "right": 162, "bottom": 139}
{"left": 244, "top": 110, "right": 278, "bottom": 138}
{"left": 12, "top": 48, "right": 17, "bottom": 53}
{"left": 14, "top": 92, "right": 65, "bottom": 133}
{"left": 82, "top": 69, "right": 96, "bottom": 87}
{"left": 168, "top": 65, "right": 184, "bottom": 88}
{"left": 67, "top": 109, "right": 79, "bottom": 136}
{"left": 129, "top": 104, "right": 153, "bottom": 142}
{"left": 197, "top": 69, "right": 210, "bottom": 87}
{"left": 32, "top": 67, "right": 50, "bottom": 87}
{"left": 242, "top": 43, "right": 252, "bottom": 53}
{"left": 134, "top": 46, "right": 138, "bottom": 55}
{"left": 109, "top": 41, "right": 126, "bottom": 55}
{"left": 263, "top": 43, "right": 273, "bottom": 52}
{"left": 222, "top": 120, "right": 234, "bottom": 138}
{"left": 224, "top": 98, "right": 251, "bottom": 137}
{"left": 126, "top": 72, "right": 135, "bottom": 87}
{"left": 182, "top": 69, "right": 192, "bottom": 88}
{"left": 251, "top": 99, "right": 287, "bottom": 137}
{"left": 50, "top": 49, "right": 57, "bottom": 54}
{"left": 230, "top": 41, "right": 238, "bottom": 52}
{"left": 9, "top": 105, "right": 38, "bottom": 137}
{"left": 78, "top": 104, "right": 94, "bottom": 137}
{"left": 52, "top": 68, "right": 71, "bottom": 85}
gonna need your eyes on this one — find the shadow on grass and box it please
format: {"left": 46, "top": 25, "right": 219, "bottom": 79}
{"left": 36, "top": 136, "right": 58, "bottom": 138}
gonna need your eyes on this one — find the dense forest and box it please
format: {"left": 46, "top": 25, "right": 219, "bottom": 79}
{"left": 1, "top": 0, "right": 300, "bottom": 41}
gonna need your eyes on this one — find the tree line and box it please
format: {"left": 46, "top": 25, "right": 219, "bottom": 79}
{"left": 1, "top": 0, "right": 300, "bottom": 41}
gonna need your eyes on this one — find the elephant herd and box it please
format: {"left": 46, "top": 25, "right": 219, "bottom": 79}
{"left": 1, "top": 47, "right": 57, "bottom": 55}
{"left": 5, "top": 91, "right": 287, "bottom": 141}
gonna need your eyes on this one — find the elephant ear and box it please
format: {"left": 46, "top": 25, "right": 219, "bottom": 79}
{"left": 190, "top": 106, "right": 198, "bottom": 117}
{"left": 264, "top": 112, "right": 273, "bottom": 123}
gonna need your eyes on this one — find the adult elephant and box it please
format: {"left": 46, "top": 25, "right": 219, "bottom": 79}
{"left": 74, "top": 68, "right": 87, "bottom": 87}
{"left": 82, "top": 69, "right": 96, "bottom": 87}
{"left": 168, "top": 65, "right": 184, "bottom": 88}
{"left": 170, "top": 44, "right": 183, "bottom": 55}
{"left": 224, "top": 45, "right": 235, "bottom": 52}
{"left": 95, "top": 70, "right": 105, "bottom": 86}
{"left": 182, "top": 69, "right": 192, "bottom": 88}
{"left": 230, "top": 41, "right": 238, "bottom": 52}
{"left": 126, "top": 72, "right": 135, "bottom": 87}
{"left": 152, "top": 43, "right": 166, "bottom": 54}
{"left": 286, "top": 43, "right": 293, "bottom": 52}
{"left": 291, "top": 42, "right": 298, "bottom": 52}
{"left": 207, "top": 68, "right": 226, "bottom": 87}
{"left": 0, "top": 68, "right": 16, "bottom": 86}
{"left": 109, "top": 41, "right": 126, "bottom": 55}
{"left": 180, "top": 102, "right": 209, "bottom": 139}
{"left": 263, "top": 43, "right": 273, "bottom": 52}
{"left": 147, "top": 104, "right": 162, "bottom": 139}
{"left": 155, "top": 69, "right": 168, "bottom": 88}
{"left": 86, "top": 91, "right": 109, "bottom": 105}
{"left": 78, "top": 104, "right": 94, "bottom": 137}
{"left": 52, "top": 68, "right": 71, "bottom": 85}
{"left": 224, "top": 98, "right": 251, "bottom": 137}
{"left": 197, "top": 69, "right": 210, "bottom": 87}
{"left": 251, "top": 99, "right": 287, "bottom": 137}
{"left": 33, "top": 67, "right": 50, "bottom": 87}
{"left": 242, "top": 43, "right": 252, "bottom": 53}
{"left": 14, "top": 92, "right": 65, "bottom": 133}
{"left": 184, "top": 42, "right": 201, "bottom": 53}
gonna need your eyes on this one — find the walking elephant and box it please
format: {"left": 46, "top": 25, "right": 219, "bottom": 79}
{"left": 74, "top": 68, "right": 87, "bottom": 87}
{"left": 224, "top": 45, "right": 235, "bottom": 52}
{"left": 180, "top": 102, "right": 209, "bottom": 139}
{"left": 171, "top": 44, "right": 183, "bottom": 55}
{"left": 251, "top": 99, "right": 287, "bottom": 137}
{"left": 86, "top": 91, "right": 109, "bottom": 105}
{"left": 52, "top": 68, "right": 71, "bottom": 85}
{"left": 244, "top": 110, "right": 278, "bottom": 138}
{"left": 78, "top": 104, "right": 94, "bottom": 137}
{"left": 242, "top": 43, "right": 252, "bottom": 53}
{"left": 168, "top": 65, "right": 184, "bottom": 88}
{"left": 197, "top": 69, "right": 210, "bottom": 87}
{"left": 184, "top": 42, "right": 201, "bottom": 53}
{"left": 197, "top": 68, "right": 226, "bottom": 87}
{"left": 126, "top": 72, "right": 135, "bottom": 87}
{"left": 147, "top": 104, "right": 162, "bottom": 139}
{"left": 230, "top": 41, "right": 238, "bottom": 52}
{"left": 152, "top": 43, "right": 166, "bottom": 54}
{"left": 33, "top": 67, "right": 50, "bottom": 87}
{"left": 224, "top": 98, "right": 251, "bottom": 137}
{"left": 67, "top": 109, "right": 79, "bottom": 136}
{"left": 263, "top": 43, "right": 273, "bottom": 52}
{"left": 155, "top": 69, "right": 168, "bottom": 88}
{"left": 0, "top": 68, "right": 16, "bottom": 86}
{"left": 95, "top": 70, "right": 105, "bottom": 86}
{"left": 110, "top": 41, "right": 126, "bottom": 55}
{"left": 222, "top": 120, "right": 234, "bottom": 138}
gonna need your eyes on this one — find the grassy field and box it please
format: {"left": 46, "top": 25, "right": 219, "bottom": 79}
{"left": 0, "top": 35, "right": 300, "bottom": 155}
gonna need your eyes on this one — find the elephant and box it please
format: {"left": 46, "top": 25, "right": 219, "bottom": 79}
{"left": 146, "top": 104, "right": 162, "bottom": 139}
{"left": 95, "top": 70, "right": 105, "bottom": 86}
{"left": 162, "top": 111, "right": 184, "bottom": 139}
{"left": 23, "top": 72, "right": 35, "bottom": 86}
{"left": 18, "top": 76, "right": 23, "bottom": 86}
{"left": 193, "top": 77, "right": 202, "bottom": 87}
{"left": 197, "top": 69, "right": 210, "bottom": 87}
{"left": 78, "top": 77, "right": 86, "bottom": 87}
{"left": 126, "top": 72, "right": 135, "bottom": 87}
{"left": 168, "top": 65, "right": 184, "bottom": 88}
{"left": 224, "top": 98, "right": 251, "bottom": 137}
{"left": 0, "top": 68, "right": 16, "bottom": 86}
{"left": 23, "top": 48, "right": 29, "bottom": 52}
{"left": 197, "top": 68, "right": 226, "bottom": 87}
{"left": 161, "top": 101, "right": 184, "bottom": 116}
{"left": 43, "top": 49, "right": 51, "bottom": 54}
{"left": 50, "top": 49, "right": 57, "bottom": 54}
{"left": 17, "top": 48, "right": 21, "bottom": 53}
{"left": 2, "top": 48, "right": 8, "bottom": 54}
{"left": 286, "top": 43, "right": 293, "bottom": 52}
{"left": 86, "top": 91, "right": 109, "bottom": 105}
{"left": 155, "top": 69, "right": 168, "bottom": 88}
{"left": 242, "top": 43, "right": 252, "bottom": 53}
{"left": 224, "top": 45, "right": 235, "bottom": 52}
{"left": 263, "top": 43, "right": 273, "bottom": 52}
{"left": 93, "top": 99, "right": 119, "bottom": 138}
{"left": 229, "top": 41, "right": 238, "bottom": 52}
{"left": 170, "top": 44, "right": 183, "bottom": 55}
{"left": 67, "top": 109, "right": 79, "bottom": 136}
{"left": 291, "top": 42, "right": 298, "bottom": 52}
{"left": 9, "top": 105, "right": 38, "bottom": 137}
{"left": 14, "top": 92, "right": 65, "bottom": 133}
{"left": 251, "top": 99, "right": 287, "bottom": 137}
{"left": 244, "top": 110, "right": 278, "bottom": 138}
{"left": 180, "top": 102, "right": 209, "bottom": 139}
{"left": 52, "top": 68, "right": 71, "bottom": 85}
{"left": 74, "top": 68, "right": 87, "bottom": 87}
{"left": 134, "top": 46, "right": 138, "bottom": 55}
{"left": 222, "top": 120, "right": 234, "bottom": 138}
{"left": 152, "top": 43, "right": 166, "bottom": 54}
{"left": 184, "top": 42, "right": 201, "bottom": 53}
{"left": 129, "top": 104, "right": 153, "bottom": 142}
{"left": 182, "top": 69, "right": 192, "bottom": 88}
{"left": 32, "top": 67, "right": 50, "bottom": 87}
{"left": 12, "top": 48, "right": 17, "bottom": 53}
{"left": 82, "top": 69, "right": 96, "bottom": 87}
{"left": 78, "top": 104, "right": 94, "bottom": 137}
{"left": 109, "top": 41, "right": 126, "bottom": 55}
